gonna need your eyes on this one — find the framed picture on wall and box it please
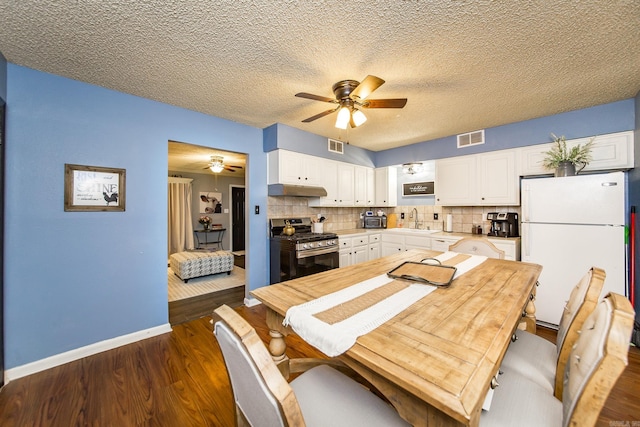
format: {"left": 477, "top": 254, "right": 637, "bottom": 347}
{"left": 64, "top": 164, "right": 126, "bottom": 212}
{"left": 199, "top": 191, "right": 222, "bottom": 214}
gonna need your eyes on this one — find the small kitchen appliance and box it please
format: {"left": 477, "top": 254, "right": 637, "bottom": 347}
{"left": 361, "top": 213, "right": 387, "bottom": 229}
{"left": 487, "top": 212, "right": 519, "bottom": 237}
{"left": 269, "top": 218, "right": 339, "bottom": 284}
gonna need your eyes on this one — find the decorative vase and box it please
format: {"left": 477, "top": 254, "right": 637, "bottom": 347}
{"left": 203, "top": 223, "right": 210, "bottom": 230}
{"left": 555, "top": 161, "right": 576, "bottom": 177}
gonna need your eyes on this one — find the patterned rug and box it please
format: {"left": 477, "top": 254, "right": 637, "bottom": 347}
{"left": 168, "top": 266, "right": 245, "bottom": 302}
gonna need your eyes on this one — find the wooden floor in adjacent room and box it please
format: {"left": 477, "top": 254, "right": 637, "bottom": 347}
{"left": 0, "top": 304, "right": 638, "bottom": 426}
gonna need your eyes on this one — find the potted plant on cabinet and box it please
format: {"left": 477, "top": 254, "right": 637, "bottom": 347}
{"left": 542, "top": 133, "right": 594, "bottom": 177}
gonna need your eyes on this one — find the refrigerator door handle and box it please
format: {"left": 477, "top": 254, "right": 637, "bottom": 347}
{"left": 602, "top": 182, "right": 618, "bottom": 187}
{"left": 522, "top": 183, "right": 530, "bottom": 222}
{"left": 523, "top": 223, "right": 531, "bottom": 257}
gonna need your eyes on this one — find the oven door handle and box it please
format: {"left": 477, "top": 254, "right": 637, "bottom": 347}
{"left": 296, "top": 246, "right": 339, "bottom": 259}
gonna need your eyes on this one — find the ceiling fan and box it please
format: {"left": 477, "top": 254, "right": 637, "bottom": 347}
{"left": 295, "top": 75, "right": 407, "bottom": 129}
{"left": 203, "top": 156, "right": 242, "bottom": 173}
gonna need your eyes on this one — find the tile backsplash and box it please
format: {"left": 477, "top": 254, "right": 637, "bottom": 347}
{"left": 268, "top": 196, "right": 520, "bottom": 234}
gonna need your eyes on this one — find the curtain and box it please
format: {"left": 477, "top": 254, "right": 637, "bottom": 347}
{"left": 168, "top": 178, "right": 195, "bottom": 256}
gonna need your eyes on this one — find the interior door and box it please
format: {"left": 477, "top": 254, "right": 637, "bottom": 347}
{"left": 231, "top": 186, "right": 245, "bottom": 252}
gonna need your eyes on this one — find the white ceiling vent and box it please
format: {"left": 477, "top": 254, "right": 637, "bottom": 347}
{"left": 328, "top": 138, "right": 344, "bottom": 154}
{"left": 457, "top": 130, "right": 485, "bottom": 148}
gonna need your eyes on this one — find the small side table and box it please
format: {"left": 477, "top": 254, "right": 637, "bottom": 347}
{"left": 194, "top": 228, "right": 226, "bottom": 250}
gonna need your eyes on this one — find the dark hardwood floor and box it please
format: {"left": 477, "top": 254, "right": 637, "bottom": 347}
{"left": 0, "top": 304, "right": 637, "bottom": 426}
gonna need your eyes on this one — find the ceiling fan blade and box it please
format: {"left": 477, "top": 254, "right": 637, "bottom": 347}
{"left": 302, "top": 107, "right": 339, "bottom": 123}
{"left": 223, "top": 166, "right": 236, "bottom": 172}
{"left": 295, "top": 92, "right": 337, "bottom": 103}
{"left": 364, "top": 98, "right": 408, "bottom": 108}
{"left": 226, "top": 165, "right": 242, "bottom": 169}
{"left": 350, "top": 75, "right": 385, "bottom": 101}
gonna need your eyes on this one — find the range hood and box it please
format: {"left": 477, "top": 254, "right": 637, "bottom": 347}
{"left": 268, "top": 183, "right": 327, "bottom": 197}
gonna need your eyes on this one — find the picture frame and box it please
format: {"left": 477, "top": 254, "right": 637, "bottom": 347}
{"left": 402, "top": 181, "right": 435, "bottom": 196}
{"left": 64, "top": 164, "right": 126, "bottom": 212}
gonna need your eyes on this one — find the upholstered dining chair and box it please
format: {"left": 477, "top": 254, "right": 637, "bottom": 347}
{"left": 448, "top": 238, "right": 505, "bottom": 259}
{"left": 212, "top": 304, "right": 410, "bottom": 427}
{"left": 500, "top": 267, "right": 605, "bottom": 399}
{"left": 481, "top": 292, "right": 634, "bottom": 427}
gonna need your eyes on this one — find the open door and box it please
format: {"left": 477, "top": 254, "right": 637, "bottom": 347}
{"left": 231, "top": 186, "right": 245, "bottom": 252}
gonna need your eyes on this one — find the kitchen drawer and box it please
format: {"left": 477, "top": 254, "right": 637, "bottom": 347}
{"left": 339, "top": 236, "right": 353, "bottom": 249}
{"left": 352, "top": 234, "right": 369, "bottom": 247}
{"left": 431, "top": 236, "right": 460, "bottom": 252}
{"left": 369, "top": 233, "right": 381, "bottom": 244}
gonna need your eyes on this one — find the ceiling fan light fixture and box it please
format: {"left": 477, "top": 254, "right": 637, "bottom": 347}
{"left": 209, "top": 156, "right": 225, "bottom": 173}
{"left": 335, "top": 106, "right": 350, "bottom": 129}
{"left": 402, "top": 162, "right": 423, "bottom": 175}
{"left": 352, "top": 109, "right": 367, "bottom": 127}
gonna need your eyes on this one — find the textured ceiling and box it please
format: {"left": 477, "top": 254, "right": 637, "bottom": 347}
{"left": 1, "top": 1, "right": 639, "bottom": 152}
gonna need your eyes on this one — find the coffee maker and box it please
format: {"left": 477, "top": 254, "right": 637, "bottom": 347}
{"left": 487, "top": 212, "right": 519, "bottom": 237}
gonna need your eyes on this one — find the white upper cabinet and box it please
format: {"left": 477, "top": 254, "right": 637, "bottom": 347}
{"left": 374, "top": 167, "right": 398, "bottom": 206}
{"left": 434, "top": 156, "right": 477, "bottom": 206}
{"left": 336, "top": 163, "right": 355, "bottom": 205}
{"left": 519, "top": 131, "right": 634, "bottom": 176}
{"left": 354, "top": 165, "right": 372, "bottom": 206}
{"left": 478, "top": 150, "right": 518, "bottom": 205}
{"left": 268, "top": 150, "right": 321, "bottom": 185}
{"left": 435, "top": 150, "right": 518, "bottom": 206}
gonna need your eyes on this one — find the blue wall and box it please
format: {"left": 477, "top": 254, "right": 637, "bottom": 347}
{"left": 375, "top": 99, "right": 636, "bottom": 167}
{"left": 264, "top": 123, "right": 376, "bottom": 167}
{"left": 4, "top": 65, "right": 267, "bottom": 369}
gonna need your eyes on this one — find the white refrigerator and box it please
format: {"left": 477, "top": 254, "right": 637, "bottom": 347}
{"left": 521, "top": 171, "right": 628, "bottom": 327}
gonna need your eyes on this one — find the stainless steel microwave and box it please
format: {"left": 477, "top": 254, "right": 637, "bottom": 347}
{"left": 362, "top": 215, "right": 387, "bottom": 229}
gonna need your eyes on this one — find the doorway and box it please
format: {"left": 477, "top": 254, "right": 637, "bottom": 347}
{"left": 230, "top": 185, "right": 246, "bottom": 268}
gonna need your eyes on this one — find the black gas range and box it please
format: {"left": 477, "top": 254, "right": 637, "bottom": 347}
{"left": 269, "top": 218, "right": 339, "bottom": 284}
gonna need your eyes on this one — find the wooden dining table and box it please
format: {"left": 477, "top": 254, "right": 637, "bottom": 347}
{"left": 251, "top": 249, "right": 542, "bottom": 427}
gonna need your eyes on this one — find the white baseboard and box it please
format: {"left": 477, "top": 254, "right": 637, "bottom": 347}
{"left": 244, "top": 297, "right": 261, "bottom": 307}
{"left": 4, "top": 323, "right": 173, "bottom": 384}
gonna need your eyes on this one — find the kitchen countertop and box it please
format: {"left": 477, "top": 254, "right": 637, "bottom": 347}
{"left": 335, "top": 228, "right": 520, "bottom": 242}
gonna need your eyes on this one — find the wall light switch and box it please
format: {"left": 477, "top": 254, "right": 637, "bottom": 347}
{"left": 224, "top": 208, "right": 229, "bottom": 214}
{"left": 434, "top": 213, "right": 439, "bottom": 220}
{"left": 400, "top": 213, "right": 405, "bottom": 219}
{"left": 255, "top": 205, "right": 260, "bottom": 215}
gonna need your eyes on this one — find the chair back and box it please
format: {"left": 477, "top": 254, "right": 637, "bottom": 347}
{"left": 448, "top": 238, "right": 505, "bottom": 259}
{"left": 562, "top": 292, "right": 634, "bottom": 427}
{"left": 554, "top": 267, "right": 605, "bottom": 398}
{"left": 213, "top": 305, "right": 305, "bottom": 427}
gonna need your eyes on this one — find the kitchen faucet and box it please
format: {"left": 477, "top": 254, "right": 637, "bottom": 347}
{"left": 410, "top": 207, "right": 418, "bottom": 229}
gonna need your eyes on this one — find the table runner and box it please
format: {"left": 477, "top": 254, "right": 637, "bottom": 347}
{"left": 283, "top": 252, "right": 487, "bottom": 356}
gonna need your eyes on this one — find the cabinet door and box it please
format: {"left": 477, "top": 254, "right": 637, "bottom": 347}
{"left": 337, "top": 163, "right": 355, "bottom": 205}
{"left": 354, "top": 165, "right": 370, "bottom": 206}
{"left": 435, "top": 156, "right": 476, "bottom": 206}
{"left": 339, "top": 250, "right": 352, "bottom": 267}
{"left": 353, "top": 247, "right": 368, "bottom": 265}
{"left": 478, "top": 150, "right": 518, "bottom": 205}
{"left": 309, "top": 159, "right": 338, "bottom": 207}
{"left": 375, "top": 167, "right": 398, "bottom": 206}
{"left": 368, "top": 244, "right": 380, "bottom": 260}
{"left": 366, "top": 168, "right": 375, "bottom": 206}
{"left": 381, "top": 242, "right": 404, "bottom": 256}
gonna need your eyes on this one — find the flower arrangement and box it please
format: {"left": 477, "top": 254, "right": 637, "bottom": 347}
{"left": 542, "top": 133, "right": 594, "bottom": 170}
{"left": 198, "top": 216, "right": 212, "bottom": 226}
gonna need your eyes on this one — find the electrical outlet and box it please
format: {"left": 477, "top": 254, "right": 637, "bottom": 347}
{"left": 434, "top": 213, "right": 439, "bottom": 220}
{"left": 400, "top": 213, "right": 405, "bottom": 219}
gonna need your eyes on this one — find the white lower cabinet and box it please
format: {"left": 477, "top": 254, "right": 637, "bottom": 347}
{"left": 368, "top": 233, "right": 381, "bottom": 260}
{"left": 381, "top": 233, "right": 405, "bottom": 257}
{"left": 339, "top": 234, "right": 369, "bottom": 267}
